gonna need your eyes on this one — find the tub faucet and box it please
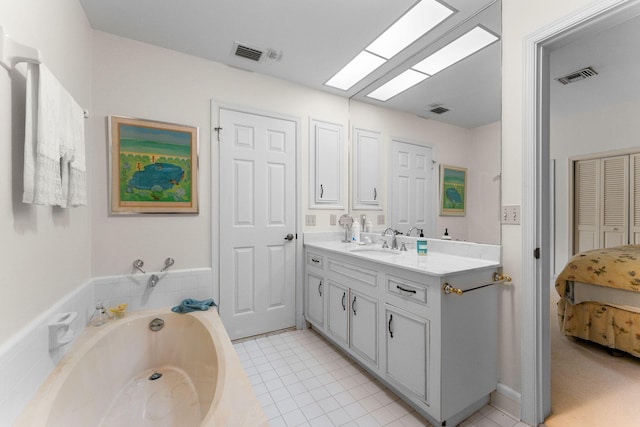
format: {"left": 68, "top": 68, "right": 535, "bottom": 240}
{"left": 381, "top": 228, "right": 398, "bottom": 250}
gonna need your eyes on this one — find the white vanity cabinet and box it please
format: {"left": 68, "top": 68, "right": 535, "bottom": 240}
{"left": 303, "top": 243, "right": 500, "bottom": 427}
{"left": 305, "top": 252, "right": 325, "bottom": 328}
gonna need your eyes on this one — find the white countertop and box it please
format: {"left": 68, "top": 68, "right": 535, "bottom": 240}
{"left": 304, "top": 240, "right": 501, "bottom": 277}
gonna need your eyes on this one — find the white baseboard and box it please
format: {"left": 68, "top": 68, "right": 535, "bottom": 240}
{"left": 491, "top": 382, "right": 521, "bottom": 421}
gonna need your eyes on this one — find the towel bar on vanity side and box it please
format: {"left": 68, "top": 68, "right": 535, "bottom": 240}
{"left": 442, "top": 272, "right": 513, "bottom": 296}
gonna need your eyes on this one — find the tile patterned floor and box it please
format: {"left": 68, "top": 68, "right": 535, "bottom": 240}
{"left": 233, "top": 328, "right": 530, "bottom": 427}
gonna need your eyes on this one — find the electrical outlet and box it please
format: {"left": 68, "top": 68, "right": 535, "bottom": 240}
{"left": 501, "top": 205, "right": 521, "bottom": 225}
{"left": 305, "top": 214, "right": 316, "bottom": 226}
{"left": 377, "top": 214, "right": 385, "bottom": 225}
{"left": 330, "top": 214, "right": 336, "bottom": 226}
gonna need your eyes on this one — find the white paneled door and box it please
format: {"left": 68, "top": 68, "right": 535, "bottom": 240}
{"left": 219, "top": 108, "right": 297, "bottom": 340}
{"left": 389, "top": 140, "right": 434, "bottom": 234}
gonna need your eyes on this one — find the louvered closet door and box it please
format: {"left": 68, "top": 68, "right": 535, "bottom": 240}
{"left": 630, "top": 154, "right": 640, "bottom": 244}
{"left": 574, "top": 159, "right": 599, "bottom": 253}
{"left": 599, "top": 156, "right": 628, "bottom": 248}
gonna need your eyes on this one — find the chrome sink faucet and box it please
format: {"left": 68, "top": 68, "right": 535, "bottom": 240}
{"left": 406, "top": 226, "right": 420, "bottom": 237}
{"left": 381, "top": 227, "right": 398, "bottom": 250}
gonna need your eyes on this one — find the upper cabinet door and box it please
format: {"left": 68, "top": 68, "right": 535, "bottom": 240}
{"left": 309, "top": 119, "right": 344, "bottom": 209}
{"left": 353, "top": 128, "right": 382, "bottom": 210}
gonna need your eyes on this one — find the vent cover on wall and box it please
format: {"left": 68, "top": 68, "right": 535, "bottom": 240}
{"left": 233, "top": 42, "right": 263, "bottom": 62}
{"left": 556, "top": 66, "right": 598, "bottom": 85}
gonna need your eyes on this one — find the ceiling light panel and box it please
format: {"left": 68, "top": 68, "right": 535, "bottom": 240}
{"left": 412, "top": 26, "right": 498, "bottom": 75}
{"left": 367, "top": 69, "right": 429, "bottom": 101}
{"left": 366, "top": 0, "right": 455, "bottom": 59}
{"left": 325, "top": 51, "right": 386, "bottom": 90}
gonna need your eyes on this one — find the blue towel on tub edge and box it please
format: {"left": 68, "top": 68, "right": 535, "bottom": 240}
{"left": 171, "top": 298, "right": 217, "bottom": 313}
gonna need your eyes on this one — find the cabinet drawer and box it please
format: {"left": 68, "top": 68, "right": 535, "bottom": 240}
{"left": 327, "top": 259, "right": 378, "bottom": 288}
{"left": 306, "top": 252, "right": 324, "bottom": 269}
{"left": 386, "top": 276, "right": 428, "bottom": 305}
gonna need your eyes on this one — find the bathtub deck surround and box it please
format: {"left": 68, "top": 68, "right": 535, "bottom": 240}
{"left": 14, "top": 308, "right": 267, "bottom": 427}
{"left": 303, "top": 232, "right": 504, "bottom": 426}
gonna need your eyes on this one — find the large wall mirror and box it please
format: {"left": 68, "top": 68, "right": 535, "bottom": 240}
{"left": 347, "top": 0, "right": 502, "bottom": 245}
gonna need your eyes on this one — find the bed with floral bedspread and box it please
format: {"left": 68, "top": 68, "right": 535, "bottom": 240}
{"left": 555, "top": 245, "right": 640, "bottom": 357}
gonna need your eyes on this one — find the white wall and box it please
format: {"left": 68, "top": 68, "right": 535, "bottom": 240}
{"left": 0, "top": 0, "right": 93, "bottom": 346}
{"left": 468, "top": 122, "right": 502, "bottom": 244}
{"left": 90, "top": 30, "right": 498, "bottom": 277}
{"left": 551, "top": 100, "right": 640, "bottom": 272}
{"left": 500, "top": 0, "right": 601, "bottom": 405}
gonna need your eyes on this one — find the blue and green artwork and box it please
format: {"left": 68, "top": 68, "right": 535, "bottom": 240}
{"left": 118, "top": 124, "right": 192, "bottom": 203}
{"left": 441, "top": 166, "right": 466, "bottom": 215}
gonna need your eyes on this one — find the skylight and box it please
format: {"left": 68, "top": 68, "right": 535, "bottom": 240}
{"left": 412, "top": 26, "right": 499, "bottom": 75}
{"left": 367, "top": 69, "right": 429, "bottom": 102}
{"left": 324, "top": 51, "right": 387, "bottom": 91}
{"left": 366, "top": 26, "right": 499, "bottom": 101}
{"left": 366, "top": 0, "right": 455, "bottom": 60}
{"left": 324, "top": 0, "right": 455, "bottom": 91}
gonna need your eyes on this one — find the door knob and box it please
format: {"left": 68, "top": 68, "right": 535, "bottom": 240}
{"left": 284, "top": 233, "right": 294, "bottom": 241}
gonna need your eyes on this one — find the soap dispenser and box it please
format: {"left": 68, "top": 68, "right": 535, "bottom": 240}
{"left": 417, "top": 229, "right": 427, "bottom": 256}
{"left": 89, "top": 302, "right": 110, "bottom": 327}
{"left": 352, "top": 220, "right": 361, "bottom": 243}
{"left": 441, "top": 228, "right": 452, "bottom": 240}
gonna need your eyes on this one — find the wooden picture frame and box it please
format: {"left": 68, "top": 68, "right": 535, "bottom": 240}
{"left": 109, "top": 116, "right": 198, "bottom": 214}
{"left": 440, "top": 164, "right": 467, "bottom": 216}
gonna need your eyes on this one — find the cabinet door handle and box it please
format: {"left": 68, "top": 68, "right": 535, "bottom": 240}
{"left": 396, "top": 285, "right": 416, "bottom": 294}
{"left": 388, "top": 314, "right": 394, "bottom": 338}
{"left": 318, "top": 281, "right": 323, "bottom": 297}
{"left": 352, "top": 295, "right": 357, "bottom": 316}
{"left": 311, "top": 258, "right": 320, "bottom": 263}
{"left": 320, "top": 184, "right": 324, "bottom": 198}
{"left": 341, "top": 292, "right": 346, "bottom": 311}
{"left": 373, "top": 187, "right": 377, "bottom": 201}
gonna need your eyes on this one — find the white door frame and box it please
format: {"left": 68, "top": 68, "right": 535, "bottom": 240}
{"left": 522, "top": 0, "right": 640, "bottom": 424}
{"left": 210, "top": 101, "right": 305, "bottom": 331}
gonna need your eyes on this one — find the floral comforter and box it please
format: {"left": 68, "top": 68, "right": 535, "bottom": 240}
{"left": 556, "top": 245, "right": 640, "bottom": 356}
{"left": 555, "top": 245, "right": 640, "bottom": 297}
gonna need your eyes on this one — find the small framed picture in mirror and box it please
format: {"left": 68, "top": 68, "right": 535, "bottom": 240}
{"left": 440, "top": 164, "right": 466, "bottom": 216}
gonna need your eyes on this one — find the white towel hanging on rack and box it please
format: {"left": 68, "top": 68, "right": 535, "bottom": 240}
{"left": 22, "top": 62, "right": 87, "bottom": 207}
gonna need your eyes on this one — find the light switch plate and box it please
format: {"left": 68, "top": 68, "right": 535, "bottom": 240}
{"left": 305, "top": 214, "right": 316, "bottom": 226}
{"left": 501, "top": 205, "right": 520, "bottom": 225}
{"left": 330, "top": 214, "right": 336, "bottom": 226}
{"left": 377, "top": 214, "right": 385, "bottom": 225}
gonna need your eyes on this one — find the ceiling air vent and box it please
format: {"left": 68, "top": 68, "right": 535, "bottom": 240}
{"left": 430, "top": 106, "right": 450, "bottom": 114}
{"left": 556, "top": 66, "right": 598, "bottom": 85}
{"left": 233, "top": 42, "right": 263, "bottom": 62}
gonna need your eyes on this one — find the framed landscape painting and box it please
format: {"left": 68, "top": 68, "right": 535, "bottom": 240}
{"left": 110, "top": 116, "right": 199, "bottom": 214}
{"left": 440, "top": 164, "right": 467, "bottom": 216}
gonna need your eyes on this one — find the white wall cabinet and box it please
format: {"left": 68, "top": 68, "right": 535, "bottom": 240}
{"left": 309, "top": 119, "right": 344, "bottom": 209}
{"left": 303, "top": 246, "right": 499, "bottom": 426}
{"left": 352, "top": 128, "right": 382, "bottom": 210}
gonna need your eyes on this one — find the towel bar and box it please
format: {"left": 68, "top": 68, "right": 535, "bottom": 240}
{"left": 0, "top": 26, "right": 41, "bottom": 71}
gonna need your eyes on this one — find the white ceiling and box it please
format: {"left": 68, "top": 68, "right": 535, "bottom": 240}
{"left": 550, "top": 12, "right": 640, "bottom": 118}
{"left": 78, "top": 0, "right": 502, "bottom": 129}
